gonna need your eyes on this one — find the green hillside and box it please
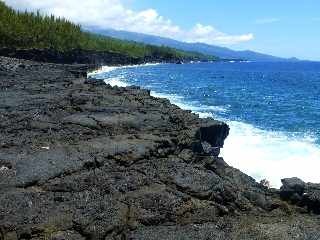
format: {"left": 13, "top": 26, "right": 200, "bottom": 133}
{"left": 0, "top": 2, "right": 216, "bottom": 61}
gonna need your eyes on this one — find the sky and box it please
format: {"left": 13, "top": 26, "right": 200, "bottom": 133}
{"left": 4, "top": 0, "right": 320, "bottom": 60}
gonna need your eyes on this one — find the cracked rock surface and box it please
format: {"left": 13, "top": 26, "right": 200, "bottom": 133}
{"left": 1, "top": 56, "right": 320, "bottom": 240}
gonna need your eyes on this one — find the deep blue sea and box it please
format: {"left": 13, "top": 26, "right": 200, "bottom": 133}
{"left": 90, "top": 61, "right": 320, "bottom": 187}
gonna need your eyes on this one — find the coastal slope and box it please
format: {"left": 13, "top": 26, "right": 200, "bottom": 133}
{"left": 0, "top": 56, "right": 320, "bottom": 240}
{"left": 91, "top": 28, "right": 295, "bottom": 62}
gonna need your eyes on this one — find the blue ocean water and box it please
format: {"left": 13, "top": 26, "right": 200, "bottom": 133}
{"left": 91, "top": 61, "right": 320, "bottom": 187}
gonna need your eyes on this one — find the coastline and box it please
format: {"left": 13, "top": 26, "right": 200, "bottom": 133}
{"left": 90, "top": 63, "right": 320, "bottom": 189}
{"left": 1, "top": 56, "right": 320, "bottom": 239}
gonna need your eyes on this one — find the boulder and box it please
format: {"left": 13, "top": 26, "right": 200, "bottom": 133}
{"left": 280, "top": 177, "right": 306, "bottom": 202}
{"left": 280, "top": 178, "right": 320, "bottom": 213}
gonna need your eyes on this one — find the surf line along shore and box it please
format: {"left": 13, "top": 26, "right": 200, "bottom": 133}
{"left": 1, "top": 56, "right": 320, "bottom": 239}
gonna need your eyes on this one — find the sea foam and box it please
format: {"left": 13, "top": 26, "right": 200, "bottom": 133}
{"left": 88, "top": 63, "right": 161, "bottom": 77}
{"left": 104, "top": 77, "right": 128, "bottom": 87}
{"left": 88, "top": 63, "right": 161, "bottom": 88}
{"left": 221, "top": 121, "right": 320, "bottom": 188}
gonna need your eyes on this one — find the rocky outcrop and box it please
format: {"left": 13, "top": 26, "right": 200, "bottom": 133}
{"left": 280, "top": 177, "right": 320, "bottom": 214}
{"left": 1, "top": 56, "right": 320, "bottom": 239}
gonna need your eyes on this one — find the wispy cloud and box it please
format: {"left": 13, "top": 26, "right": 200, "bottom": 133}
{"left": 255, "top": 18, "right": 280, "bottom": 24}
{"left": 4, "top": 0, "right": 253, "bottom": 45}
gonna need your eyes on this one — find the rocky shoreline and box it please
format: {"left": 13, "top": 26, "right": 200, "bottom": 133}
{"left": 1, "top": 56, "right": 320, "bottom": 239}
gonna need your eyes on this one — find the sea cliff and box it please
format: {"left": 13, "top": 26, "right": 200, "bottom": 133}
{"left": 1, "top": 55, "right": 320, "bottom": 240}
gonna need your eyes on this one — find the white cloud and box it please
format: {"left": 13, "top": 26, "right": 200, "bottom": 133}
{"left": 188, "top": 24, "right": 253, "bottom": 45}
{"left": 4, "top": 0, "right": 253, "bottom": 45}
{"left": 255, "top": 18, "right": 279, "bottom": 24}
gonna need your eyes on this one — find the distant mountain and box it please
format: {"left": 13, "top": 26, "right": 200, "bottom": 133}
{"left": 90, "top": 28, "right": 296, "bottom": 62}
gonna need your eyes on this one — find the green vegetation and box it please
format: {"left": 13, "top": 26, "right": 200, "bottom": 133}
{"left": 0, "top": 1, "right": 216, "bottom": 61}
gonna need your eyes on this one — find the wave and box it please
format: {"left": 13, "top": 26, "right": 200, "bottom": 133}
{"left": 150, "top": 91, "right": 229, "bottom": 114}
{"left": 220, "top": 121, "right": 320, "bottom": 188}
{"left": 87, "top": 66, "right": 119, "bottom": 77}
{"left": 87, "top": 62, "right": 161, "bottom": 77}
{"left": 104, "top": 77, "right": 128, "bottom": 87}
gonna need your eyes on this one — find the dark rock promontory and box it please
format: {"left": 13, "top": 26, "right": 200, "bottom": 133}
{"left": 1, "top": 56, "right": 320, "bottom": 240}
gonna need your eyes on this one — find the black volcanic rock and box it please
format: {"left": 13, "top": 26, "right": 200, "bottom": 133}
{"left": 195, "top": 123, "right": 229, "bottom": 147}
{"left": 280, "top": 177, "right": 306, "bottom": 202}
{"left": 280, "top": 178, "right": 320, "bottom": 214}
{"left": 0, "top": 56, "right": 320, "bottom": 239}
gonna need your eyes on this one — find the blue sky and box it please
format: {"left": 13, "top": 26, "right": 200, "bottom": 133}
{"left": 5, "top": 0, "right": 320, "bottom": 60}
{"left": 132, "top": 0, "right": 320, "bottom": 60}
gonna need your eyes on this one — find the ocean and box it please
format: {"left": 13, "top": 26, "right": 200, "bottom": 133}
{"left": 90, "top": 61, "right": 320, "bottom": 187}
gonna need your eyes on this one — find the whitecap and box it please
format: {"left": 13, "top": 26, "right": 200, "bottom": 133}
{"left": 150, "top": 91, "right": 227, "bottom": 114}
{"left": 220, "top": 121, "right": 320, "bottom": 188}
{"left": 88, "top": 62, "right": 161, "bottom": 77}
{"left": 104, "top": 77, "right": 128, "bottom": 87}
{"left": 87, "top": 66, "right": 120, "bottom": 77}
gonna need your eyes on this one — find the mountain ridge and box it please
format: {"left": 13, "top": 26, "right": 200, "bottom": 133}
{"left": 90, "top": 28, "right": 298, "bottom": 62}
